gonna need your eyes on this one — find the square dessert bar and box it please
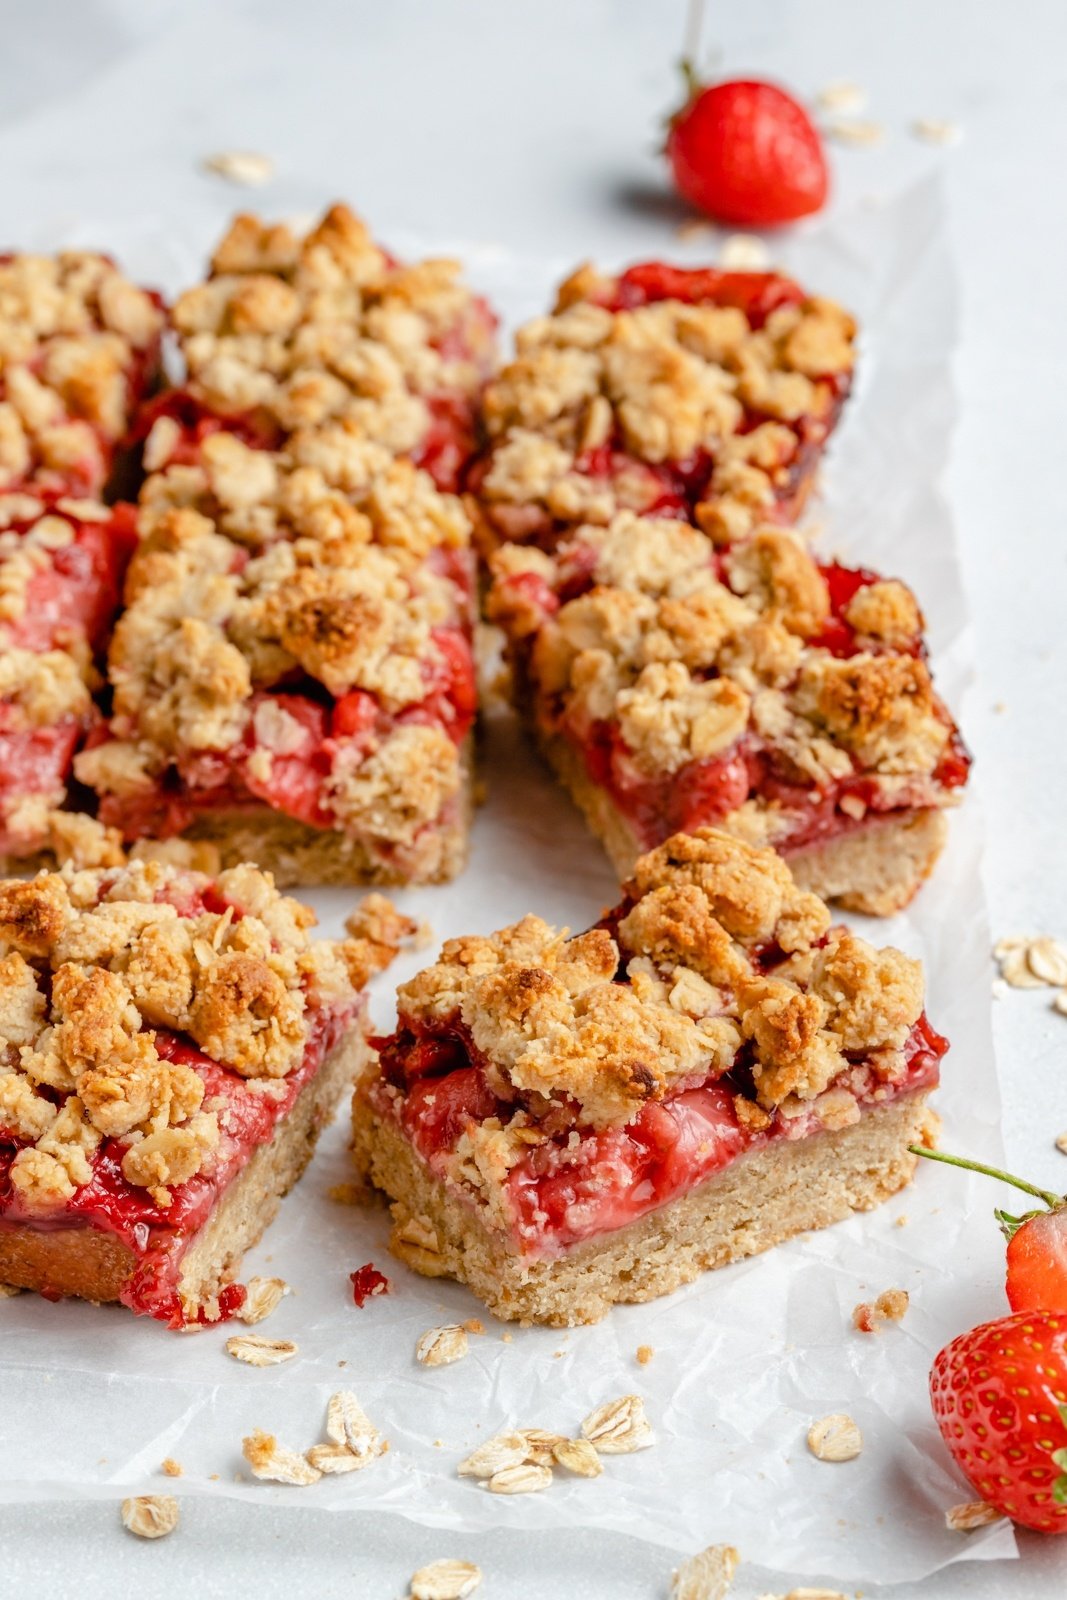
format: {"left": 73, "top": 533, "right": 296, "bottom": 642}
{"left": 75, "top": 428, "right": 478, "bottom": 887}
{"left": 0, "top": 251, "right": 164, "bottom": 498}
{"left": 470, "top": 260, "right": 855, "bottom": 554}
{"left": 144, "top": 202, "right": 497, "bottom": 493}
{"left": 0, "top": 495, "right": 138, "bottom": 867}
{"left": 0, "top": 856, "right": 410, "bottom": 1325}
{"left": 487, "top": 514, "right": 970, "bottom": 915}
{"left": 352, "top": 829, "right": 946, "bottom": 1326}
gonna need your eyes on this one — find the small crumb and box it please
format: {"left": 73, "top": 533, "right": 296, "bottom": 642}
{"left": 912, "top": 117, "right": 963, "bottom": 146}
{"left": 501, "top": 1332, "right": 513, "bottom": 1343}
{"left": 719, "top": 233, "right": 769, "bottom": 270}
{"left": 636, "top": 1344, "right": 654, "bottom": 1366}
{"left": 202, "top": 150, "right": 275, "bottom": 186}
{"left": 120, "top": 1496, "right": 179, "bottom": 1540}
{"left": 807, "top": 1413, "right": 863, "bottom": 1462}
{"left": 1055, "top": 1132, "right": 1067, "bottom": 1155}
{"left": 413, "top": 919, "right": 434, "bottom": 950}
{"left": 1054, "top": 991, "right": 1067, "bottom": 1016}
{"left": 209, "top": 1474, "right": 219, "bottom": 1482}
{"left": 824, "top": 118, "right": 886, "bottom": 148}
{"left": 0, "top": 1283, "right": 22, "bottom": 1298}
{"left": 160, "top": 1458, "right": 183, "bottom": 1478}
{"left": 676, "top": 216, "right": 714, "bottom": 242}
{"left": 993, "top": 700, "right": 1007, "bottom": 714}
{"left": 815, "top": 81, "right": 868, "bottom": 115}
{"left": 463, "top": 1318, "right": 485, "bottom": 1335}
{"left": 894, "top": 1214, "right": 908, "bottom": 1227}
{"left": 852, "top": 1288, "right": 909, "bottom": 1332}
{"left": 472, "top": 777, "right": 489, "bottom": 807}
{"left": 328, "top": 1182, "right": 364, "bottom": 1206}
{"left": 669, "top": 1542, "right": 740, "bottom": 1600}
{"left": 945, "top": 1498, "right": 1004, "bottom": 1531}
{"left": 349, "top": 1263, "right": 390, "bottom": 1306}
{"left": 409, "top": 1558, "right": 483, "bottom": 1599}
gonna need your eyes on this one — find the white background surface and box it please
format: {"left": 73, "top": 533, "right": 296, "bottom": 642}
{"left": 0, "top": 1, "right": 1064, "bottom": 1595}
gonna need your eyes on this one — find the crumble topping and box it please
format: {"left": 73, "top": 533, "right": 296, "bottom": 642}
{"left": 396, "top": 829, "right": 923, "bottom": 1126}
{"left": 78, "top": 459, "right": 471, "bottom": 845}
{"left": 0, "top": 858, "right": 365, "bottom": 1211}
{"left": 171, "top": 204, "right": 492, "bottom": 442}
{"left": 0, "top": 252, "right": 163, "bottom": 490}
{"left": 476, "top": 277, "right": 854, "bottom": 545}
{"left": 488, "top": 515, "right": 948, "bottom": 810}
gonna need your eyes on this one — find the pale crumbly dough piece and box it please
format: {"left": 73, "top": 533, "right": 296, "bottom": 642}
{"left": 0, "top": 857, "right": 367, "bottom": 1213}
{"left": 408, "top": 1559, "right": 483, "bottom": 1600}
{"left": 120, "top": 1496, "right": 180, "bottom": 1540}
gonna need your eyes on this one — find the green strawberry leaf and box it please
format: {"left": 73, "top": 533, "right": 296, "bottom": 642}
{"left": 1054, "top": 1473, "right": 1067, "bottom": 1506}
{"left": 1052, "top": 1448, "right": 1067, "bottom": 1470}
{"left": 1059, "top": 1403, "right": 1067, "bottom": 1430}
{"left": 994, "top": 1206, "right": 1039, "bottom": 1242}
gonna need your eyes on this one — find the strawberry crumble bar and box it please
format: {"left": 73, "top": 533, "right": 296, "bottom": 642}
{"left": 487, "top": 514, "right": 969, "bottom": 914}
{"left": 0, "top": 857, "right": 406, "bottom": 1324}
{"left": 352, "top": 829, "right": 945, "bottom": 1325}
{"left": 75, "top": 429, "right": 478, "bottom": 886}
{"left": 143, "top": 203, "right": 497, "bottom": 493}
{"left": 469, "top": 260, "right": 854, "bottom": 554}
{"left": 0, "top": 251, "right": 164, "bottom": 498}
{"left": 0, "top": 495, "right": 138, "bottom": 866}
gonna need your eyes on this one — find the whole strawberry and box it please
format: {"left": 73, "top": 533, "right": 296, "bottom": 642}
{"left": 666, "top": 70, "right": 829, "bottom": 227}
{"left": 931, "top": 1311, "right": 1067, "bottom": 1532}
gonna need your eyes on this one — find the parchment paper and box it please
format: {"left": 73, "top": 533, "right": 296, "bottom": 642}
{"left": 0, "top": 177, "right": 1015, "bottom": 1585}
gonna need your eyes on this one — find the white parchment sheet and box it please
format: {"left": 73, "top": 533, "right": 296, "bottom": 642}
{"left": 0, "top": 177, "right": 1015, "bottom": 1584}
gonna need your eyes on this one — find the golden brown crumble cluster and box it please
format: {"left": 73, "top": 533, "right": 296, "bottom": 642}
{"left": 0, "top": 858, "right": 395, "bottom": 1214}
{"left": 488, "top": 515, "right": 949, "bottom": 841}
{"left": 75, "top": 433, "right": 474, "bottom": 847}
{"left": 0, "top": 252, "right": 163, "bottom": 488}
{"left": 477, "top": 279, "right": 854, "bottom": 546}
{"left": 170, "top": 205, "right": 493, "bottom": 450}
{"left": 393, "top": 830, "right": 923, "bottom": 1170}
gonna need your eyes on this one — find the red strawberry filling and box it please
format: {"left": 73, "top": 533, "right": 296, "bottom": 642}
{"left": 373, "top": 1007, "right": 947, "bottom": 1260}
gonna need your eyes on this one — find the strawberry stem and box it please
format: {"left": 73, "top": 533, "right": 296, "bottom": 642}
{"left": 909, "top": 1145, "right": 1062, "bottom": 1209}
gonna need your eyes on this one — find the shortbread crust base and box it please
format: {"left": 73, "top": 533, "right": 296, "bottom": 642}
{"left": 0, "top": 1027, "right": 367, "bottom": 1320}
{"left": 537, "top": 724, "right": 948, "bottom": 915}
{"left": 352, "top": 1087, "right": 933, "bottom": 1326}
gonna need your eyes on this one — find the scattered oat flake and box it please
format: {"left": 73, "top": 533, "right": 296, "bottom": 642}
{"left": 350, "top": 1263, "right": 390, "bottom": 1305}
{"left": 824, "top": 118, "right": 885, "bottom": 147}
{"left": 1027, "top": 937, "right": 1067, "bottom": 986}
{"left": 416, "top": 1324, "right": 470, "bottom": 1368}
{"left": 1054, "top": 992, "right": 1067, "bottom": 1017}
{"left": 226, "top": 1335, "right": 297, "bottom": 1367}
{"left": 1055, "top": 1132, "right": 1067, "bottom": 1155}
{"left": 202, "top": 150, "right": 275, "bottom": 185}
{"left": 325, "top": 1390, "right": 385, "bottom": 1461}
{"left": 815, "top": 81, "right": 867, "bottom": 115}
{"left": 669, "top": 1542, "right": 740, "bottom": 1600}
{"left": 781, "top": 1590, "right": 847, "bottom": 1599}
{"left": 239, "top": 1276, "right": 289, "bottom": 1325}
{"left": 409, "top": 1558, "right": 482, "bottom": 1598}
{"left": 552, "top": 1438, "right": 602, "bottom": 1478}
{"left": 518, "top": 1429, "right": 569, "bottom": 1466}
{"left": 580, "top": 1395, "right": 654, "bottom": 1454}
{"left": 719, "top": 233, "right": 769, "bottom": 270}
{"left": 999, "top": 949, "right": 1047, "bottom": 989}
{"left": 807, "top": 1413, "right": 863, "bottom": 1462}
{"left": 242, "top": 1429, "right": 322, "bottom": 1486}
{"left": 306, "top": 1442, "right": 373, "bottom": 1475}
{"left": 912, "top": 117, "right": 962, "bottom": 146}
{"left": 457, "top": 1431, "right": 529, "bottom": 1479}
{"left": 636, "top": 1344, "right": 654, "bottom": 1365}
{"left": 160, "top": 1457, "right": 183, "bottom": 1478}
{"left": 945, "top": 1498, "right": 1004, "bottom": 1531}
{"left": 120, "top": 1495, "right": 179, "bottom": 1540}
{"left": 486, "top": 1461, "right": 553, "bottom": 1494}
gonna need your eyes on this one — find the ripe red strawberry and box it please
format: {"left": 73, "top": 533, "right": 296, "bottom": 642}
{"left": 912, "top": 1145, "right": 1067, "bottom": 1314}
{"left": 930, "top": 1311, "right": 1067, "bottom": 1532}
{"left": 666, "top": 71, "right": 829, "bottom": 227}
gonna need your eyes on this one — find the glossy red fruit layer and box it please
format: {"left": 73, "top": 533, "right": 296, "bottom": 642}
{"left": 930, "top": 1311, "right": 1067, "bottom": 1533}
{"left": 1007, "top": 1210, "right": 1067, "bottom": 1315}
{"left": 667, "top": 77, "right": 829, "bottom": 227}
